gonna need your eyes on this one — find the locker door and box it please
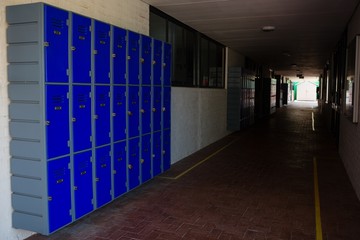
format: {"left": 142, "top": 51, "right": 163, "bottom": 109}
{"left": 113, "top": 141, "right": 127, "bottom": 198}
{"left": 73, "top": 85, "right": 92, "bottom": 152}
{"left": 141, "top": 86, "right": 151, "bottom": 134}
{"left": 95, "top": 86, "right": 110, "bottom": 146}
{"left": 141, "top": 134, "right": 151, "bottom": 183}
{"left": 163, "top": 87, "right": 171, "bottom": 130}
{"left": 44, "top": 6, "right": 69, "bottom": 83}
{"left": 163, "top": 43, "right": 172, "bottom": 86}
{"left": 152, "top": 87, "right": 162, "bottom": 132}
{"left": 152, "top": 39, "right": 162, "bottom": 86}
{"left": 72, "top": 14, "right": 91, "bottom": 84}
{"left": 74, "top": 150, "right": 93, "bottom": 219}
{"left": 46, "top": 85, "right": 70, "bottom": 159}
{"left": 128, "top": 137, "right": 140, "bottom": 190}
{"left": 163, "top": 129, "right": 171, "bottom": 171}
{"left": 128, "top": 31, "right": 140, "bottom": 85}
{"left": 152, "top": 131, "right": 162, "bottom": 176}
{"left": 113, "top": 86, "right": 126, "bottom": 141}
{"left": 94, "top": 21, "right": 110, "bottom": 84}
{"left": 95, "top": 146, "right": 112, "bottom": 208}
{"left": 113, "top": 27, "right": 127, "bottom": 84}
{"left": 141, "top": 35, "right": 152, "bottom": 85}
{"left": 128, "top": 86, "right": 140, "bottom": 138}
{"left": 47, "top": 157, "right": 71, "bottom": 233}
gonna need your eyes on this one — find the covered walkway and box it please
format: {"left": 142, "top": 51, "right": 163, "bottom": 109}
{"left": 28, "top": 102, "right": 360, "bottom": 240}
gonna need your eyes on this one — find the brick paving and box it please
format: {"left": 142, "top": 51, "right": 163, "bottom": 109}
{"left": 27, "top": 101, "right": 360, "bottom": 240}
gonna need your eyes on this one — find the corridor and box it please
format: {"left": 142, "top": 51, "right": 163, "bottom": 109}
{"left": 28, "top": 102, "right": 360, "bottom": 240}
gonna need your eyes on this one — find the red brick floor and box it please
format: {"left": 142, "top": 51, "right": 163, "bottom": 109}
{"left": 27, "top": 101, "right": 360, "bottom": 240}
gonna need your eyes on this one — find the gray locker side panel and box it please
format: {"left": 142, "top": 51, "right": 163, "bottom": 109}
{"left": 10, "top": 140, "right": 42, "bottom": 159}
{"left": 10, "top": 122, "right": 41, "bottom": 140}
{"left": 13, "top": 212, "right": 44, "bottom": 234}
{"left": 6, "top": 3, "right": 42, "bottom": 24}
{"left": 11, "top": 158, "right": 43, "bottom": 178}
{"left": 12, "top": 194, "right": 43, "bottom": 215}
{"left": 9, "top": 103, "right": 41, "bottom": 121}
{"left": 11, "top": 176, "right": 43, "bottom": 196}
{"left": 8, "top": 84, "right": 40, "bottom": 102}
{"left": 8, "top": 64, "right": 40, "bottom": 83}
{"left": 8, "top": 44, "right": 40, "bottom": 63}
{"left": 7, "top": 23, "right": 39, "bottom": 43}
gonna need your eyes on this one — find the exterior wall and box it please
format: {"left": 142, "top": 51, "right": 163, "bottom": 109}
{"left": 339, "top": 3, "right": 360, "bottom": 200}
{"left": 0, "top": 0, "right": 149, "bottom": 239}
{"left": 171, "top": 87, "right": 230, "bottom": 163}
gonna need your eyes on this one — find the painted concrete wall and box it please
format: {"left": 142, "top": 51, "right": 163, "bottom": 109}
{"left": 0, "top": 0, "right": 148, "bottom": 239}
{"left": 171, "top": 87, "right": 230, "bottom": 163}
{"left": 339, "top": 3, "right": 360, "bottom": 200}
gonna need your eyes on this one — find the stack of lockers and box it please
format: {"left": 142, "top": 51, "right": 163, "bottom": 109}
{"left": 227, "top": 67, "right": 255, "bottom": 131}
{"left": 7, "top": 3, "right": 171, "bottom": 235}
{"left": 255, "top": 77, "right": 277, "bottom": 119}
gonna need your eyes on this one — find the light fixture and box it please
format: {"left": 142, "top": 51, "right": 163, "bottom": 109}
{"left": 262, "top": 26, "right": 276, "bottom": 32}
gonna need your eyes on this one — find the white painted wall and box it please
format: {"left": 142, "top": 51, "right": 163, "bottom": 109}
{"left": 339, "top": 3, "right": 360, "bottom": 200}
{"left": 171, "top": 87, "right": 230, "bottom": 163}
{"left": 0, "top": 0, "right": 148, "bottom": 239}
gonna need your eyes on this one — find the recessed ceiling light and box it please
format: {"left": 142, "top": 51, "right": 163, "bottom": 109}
{"left": 262, "top": 26, "right": 276, "bottom": 32}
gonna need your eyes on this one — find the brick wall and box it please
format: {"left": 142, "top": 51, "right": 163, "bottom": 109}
{"left": 0, "top": 1, "right": 149, "bottom": 239}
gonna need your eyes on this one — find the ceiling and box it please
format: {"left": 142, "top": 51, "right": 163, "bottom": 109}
{"left": 141, "top": 0, "right": 360, "bottom": 78}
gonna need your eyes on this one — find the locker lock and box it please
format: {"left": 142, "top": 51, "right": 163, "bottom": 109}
{"left": 74, "top": 186, "right": 78, "bottom": 191}
{"left": 152, "top": 108, "right": 156, "bottom": 112}
{"left": 128, "top": 164, "right": 133, "bottom": 170}
{"left": 48, "top": 196, "right": 53, "bottom": 201}
{"left": 94, "top": 115, "right": 99, "bottom": 120}
{"left": 162, "top": 150, "right": 166, "bottom": 155}
{"left": 71, "top": 46, "right": 76, "bottom": 51}
{"left": 127, "top": 56, "right": 131, "bottom": 60}
{"left": 45, "top": 121, "right": 50, "bottom": 126}
{"left": 152, "top": 154, "right": 155, "bottom": 158}
{"left": 162, "top": 107, "right": 166, "bottom": 112}
{"left": 152, "top": 60, "right": 156, "bottom": 65}
{"left": 140, "top": 58, "right": 145, "bottom": 63}
{"left": 141, "top": 159, "right": 144, "bottom": 164}
{"left": 96, "top": 178, "right": 100, "bottom": 182}
{"left": 72, "top": 118, "right": 76, "bottom": 122}
{"left": 163, "top": 63, "right": 166, "bottom": 67}
{"left": 112, "top": 113, "right": 117, "bottom": 117}
{"left": 101, "top": 164, "right": 107, "bottom": 168}
{"left": 140, "top": 109, "right": 145, "bottom": 113}
{"left": 128, "top": 111, "right": 133, "bottom": 116}
{"left": 118, "top": 157, "right": 123, "bottom": 161}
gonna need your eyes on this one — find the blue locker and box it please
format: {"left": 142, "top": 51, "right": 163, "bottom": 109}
{"left": 163, "top": 87, "right": 171, "bottom": 130}
{"left": 94, "top": 21, "right": 110, "bottom": 84}
{"left": 163, "top": 43, "right": 172, "bottom": 86}
{"left": 95, "top": 146, "right": 112, "bottom": 208}
{"left": 141, "top": 86, "right": 151, "bottom": 134}
{"left": 128, "top": 86, "right": 140, "bottom": 138}
{"left": 152, "top": 86, "right": 162, "bottom": 132}
{"left": 72, "top": 14, "right": 91, "bottom": 84}
{"left": 47, "top": 157, "right": 71, "bottom": 233}
{"left": 141, "top": 35, "right": 152, "bottom": 85}
{"left": 95, "top": 86, "right": 111, "bottom": 146}
{"left": 113, "top": 86, "right": 126, "bottom": 141}
{"left": 113, "top": 27, "right": 127, "bottom": 84}
{"left": 128, "top": 31, "right": 140, "bottom": 85}
{"left": 128, "top": 137, "right": 140, "bottom": 190}
{"left": 141, "top": 134, "right": 151, "bottom": 183}
{"left": 163, "top": 129, "right": 171, "bottom": 171}
{"left": 113, "top": 141, "right": 127, "bottom": 198}
{"left": 74, "top": 151, "right": 93, "bottom": 219}
{"left": 46, "top": 85, "right": 70, "bottom": 159}
{"left": 44, "top": 6, "right": 69, "bottom": 83}
{"left": 153, "top": 39, "right": 162, "bottom": 86}
{"left": 73, "top": 85, "right": 92, "bottom": 152}
{"left": 152, "top": 131, "right": 162, "bottom": 176}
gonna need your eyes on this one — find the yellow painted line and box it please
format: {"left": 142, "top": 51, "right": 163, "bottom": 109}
{"left": 313, "top": 157, "right": 323, "bottom": 240}
{"left": 312, "top": 112, "right": 315, "bottom": 131}
{"left": 159, "top": 139, "right": 238, "bottom": 180}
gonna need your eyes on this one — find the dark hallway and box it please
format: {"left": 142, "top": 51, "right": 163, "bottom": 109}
{"left": 27, "top": 102, "right": 360, "bottom": 240}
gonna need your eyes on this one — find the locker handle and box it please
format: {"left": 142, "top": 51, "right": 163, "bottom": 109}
{"left": 152, "top": 60, "right": 156, "bottom": 65}
{"left": 140, "top": 58, "right": 144, "bottom": 63}
{"left": 94, "top": 115, "right": 99, "bottom": 120}
{"left": 79, "top": 36, "right": 85, "bottom": 40}
{"left": 54, "top": 106, "right": 62, "bottom": 110}
{"left": 152, "top": 154, "right": 155, "bottom": 158}
{"left": 45, "top": 121, "right": 50, "bottom": 126}
{"left": 56, "top": 179, "right": 64, "bottom": 184}
{"left": 44, "top": 42, "right": 49, "bottom": 47}
{"left": 48, "top": 196, "right": 52, "bottom": 201}
{"left": 162, "top": 150, "right": 166, "bottom": 155}
{"left": 163, "top": 63, "right": 166, "bottom": 67}
{"left": 112, "top": 113, "right": 116, "bottom": 117}
{"left": 162, "top": 107, "right": 166, "bottom": 112}
{"left": 140, "top": 109, "right": 145, "bottom": 113}
{"left": 128, "top": 111, "right": 133, "bottom": 116}
{"left": 53, "top": 30, "right": 61, "bottom": 35}
{"left": 127, "top": 56, "right": 131, "bottom": 60}
{"left": 112, "top": 53, "right": 116, "bottom": 58}
{"left": 128, "top": 164, "right": 133, "bottom": 170}
{"left": 152, "top": 108, "right": 156, "bottom": 112}
{"left": 72, "top": 118, "right": 76, "bottom": 122}
{"left": 118, "top": 158, "right": 122, "bottom": 161}
{"left": 96, "top": 178, "right": 100, "bottom": 182}
{"left": 79, "top": 105, "right": 86, "bottom": 109}
{"left": 71, "top": 46, "right": 76, "bottom": 51}
{"left": 74, "top": 186, "right": 78, "bottom": 191}
{"left": 101, "top": 164, "right": 107, "bottom": 168}
{"left": 100, "top": 103, "right": 106, "bottom": 107}
{"left": 141, "top": 159, "right": 144, "bottom": 164}
{"left": 81, "top": 171, "right": 87, "bottom": 175}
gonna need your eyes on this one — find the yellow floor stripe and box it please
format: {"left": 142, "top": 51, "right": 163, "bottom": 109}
{"left": 313, "top": 157, "right": 323, "bottom": 240}
{"left": 159, "top": 139, "right": 238, "bottom": 180}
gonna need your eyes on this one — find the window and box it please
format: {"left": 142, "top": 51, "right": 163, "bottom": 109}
{"left": 149, "top": 7, "right": 224, "bottom": 88}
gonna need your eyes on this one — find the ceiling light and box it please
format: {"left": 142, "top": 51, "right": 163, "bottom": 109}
{"left": 262, "top": 26, "right": 275, "bottom": 32}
